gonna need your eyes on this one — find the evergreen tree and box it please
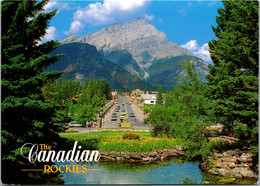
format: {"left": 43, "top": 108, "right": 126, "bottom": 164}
{"left": 1, "top": 0, "right": 63, "bottom": 183}
{"left": 156, "top": 85, "right": 163, "bottom": 105}
{"left": 148, "top": 60, "right": 212, "bottom": 160}
{"left": 207, "top": 1, "right": 258, "bottom": 146}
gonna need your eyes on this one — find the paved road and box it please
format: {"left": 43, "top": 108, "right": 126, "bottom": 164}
{"left": 103, "top": 95, "right": 149, "bottom": 128}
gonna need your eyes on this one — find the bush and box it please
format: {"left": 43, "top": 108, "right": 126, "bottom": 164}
{"left": 122, "top": 133, "right": 140, "bottom": 140}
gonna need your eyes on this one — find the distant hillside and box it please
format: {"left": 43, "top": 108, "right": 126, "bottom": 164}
{"left": 47, "top": 43, "right": 151, "bottom": 90}
{"left": 147, "top": 55, "right": 208, "bottom": 87}
{"left": 102, "top": 49, "right": 144, "bottom": 78}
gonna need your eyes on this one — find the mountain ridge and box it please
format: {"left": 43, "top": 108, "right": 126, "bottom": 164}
{"left": 60, "top": 18, "right": 194, "bottom": 70}
{"left": 58, "top": 18, "right": 209, "bottom": 87}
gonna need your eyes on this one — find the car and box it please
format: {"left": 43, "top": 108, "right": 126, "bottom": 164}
{"left": 115, "top": 109, "right": 119, "bottom": 112}
{"left": 129, "top": 113, "right": 135, "bottom": 117}
{"left": 120, "top": 112, "right": 127, "bottom": 119}
{"left": 112, "top": 113, "right": 117, "bottom": 116}
{"left": 111, "top": 115, "right": 117, "bottom": 121}
{"left": 122, "top": 110, "right": 125, "bottom": 112}
{"left": 68, "top": 121, "right": 82, "bottom": 127}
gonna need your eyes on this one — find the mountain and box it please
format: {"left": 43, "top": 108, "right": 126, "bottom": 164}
{"left": 147, "top": 55, "right": 209, "bottom": 87}
{"left": 102, "top": 49, "right": 144, "bottom": 78}
{"left": 47, "top": 43, "right": 151, "bottom": 90}
{"left": 60, "top": 18, "right": 209, "bottom": 87}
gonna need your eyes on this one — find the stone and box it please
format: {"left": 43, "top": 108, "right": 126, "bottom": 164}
{"left": 116, "top": 157, "right": 123, "bottom": 161}
{"left": 208, "top": 168, "right": 219, "bottom": 175}
{"left": 216, "top": 161, "right": 230, "bottom": 168}
{"left": 175, "top": 145, "right": 185, "bottom": 151}
{"left": 101, "top": 152, "right": 109, "bottom": 156}
{"left": 148, "top": 151, "right": 158, "bottom": 157}
{"left": 221, "top": 157, "right": 231, "bottom": 162}
{"left": 235, "top": 163, "right": 249, "bottom": 168}
{"left": 230, "top": 168, "right": 243, "bottom": 178}
{"left": 218, "top": 168, "right": 232, "bottom": 176}
{"left": 131, "top": 154, "right": 142, "bottom": 160}
{"left": 199, "top": 162, "right": 207, "bottom": 171}
{"left": 229, "top": 157, "right": 237, "bottom": 162}
{"left": 142, "top": 157, "right": 151, "bottom": 161}
{"left": 239, "top": 168, "right": 258, "bottom": 178}
{"left": 229, "top": 162, "right": 236, "bottom": 168}
{"left": 223, "top": 152, "right": 231, "bottom": 157}
{"left": 237, "top": 157, "right": 248, "bottom": 163}
{"left": 214, "top": 152, "right": 223, "bottom": 158}
{"left": 104, "top": 156, "right": 116, "bottom": 161}
{"left": 167, "top": 151, "right": 177, "bottom": 157}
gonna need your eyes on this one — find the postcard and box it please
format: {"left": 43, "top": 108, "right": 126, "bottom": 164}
{"left": 1, "top": 0, "right": 259, "bottom": 185}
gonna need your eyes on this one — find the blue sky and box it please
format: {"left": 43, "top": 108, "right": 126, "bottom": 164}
{"left": 43, "top": 0, "right": 224, "bottom": 63}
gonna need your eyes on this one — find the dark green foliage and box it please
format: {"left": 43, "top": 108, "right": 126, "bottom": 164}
{"left": 156, "top": 85, "right": 163, "bottom": 105}
{"left": 42, "top": 78, "right": 112, "bottom": 124}
{"left": 148, "top": 61, "right": 212, "bottom": 160}
{"left": 207, "top": 1, "right": 258, "bottom": 146}
{"left": 1, "top": 0, "right": 63, "bottom": 183}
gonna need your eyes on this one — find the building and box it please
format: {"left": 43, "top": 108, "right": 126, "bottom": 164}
{"left": 141, "top": 93, "right": 157, "bottom": 105}
{"left": 111, "top": 91, "right": 118, "bottom": 99}
{"left": 130, "top": 89, "right": 144, "bottom": 102}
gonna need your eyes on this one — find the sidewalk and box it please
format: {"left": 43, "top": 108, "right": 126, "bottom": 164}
{"left": 103, "top": 104, "right": 116, "bottom": 122}
{"left": 130, "top": 103, "right": 148, "bottom": 122}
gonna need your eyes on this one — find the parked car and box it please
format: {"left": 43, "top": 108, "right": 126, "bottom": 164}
{"left": 111, "top": 115, "right": 117, "bottom": 121}
{"left": 129, "top": 113, "right": 135, "bottom": 117}
{"left": 112, "top": 113, "right": 117, "bottom": 116}
{"left": 68, "top": 121, "right": 82, "bottom": 127}
{"left": 120, "top": 112, "right": 127, "bottom": 119}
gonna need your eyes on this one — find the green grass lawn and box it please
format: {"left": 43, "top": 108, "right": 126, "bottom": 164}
{"left": 61, "top": 131, "right": 151, "bottom": 141}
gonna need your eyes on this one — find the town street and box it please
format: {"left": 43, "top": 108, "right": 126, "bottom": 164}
{"left": 103, "top": 95, "right": 149, "bottom": 128}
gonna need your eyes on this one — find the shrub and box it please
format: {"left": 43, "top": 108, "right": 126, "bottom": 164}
{"left": 122, "top": 133, "right": 140, "bottom": 140}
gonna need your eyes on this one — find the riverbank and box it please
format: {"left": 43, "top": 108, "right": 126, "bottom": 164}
{"left": 200, "top": 148, "right": 259, "bottom": 179}
{"left": 100, "top": 146, "right": 186, "bottom": 162}
{"left": 60, "top": 131, "right": 259, "bottom": 183}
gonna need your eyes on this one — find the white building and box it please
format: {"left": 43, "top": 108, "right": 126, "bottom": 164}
{"left": 141, "top": 93, "right": 157, "bottom": 105}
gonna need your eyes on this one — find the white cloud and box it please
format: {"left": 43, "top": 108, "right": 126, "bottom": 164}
{"left": 193, "top": 43, "right": 212, "bottom": 62}
{"left": 44, "top": 1, "right": 58, "bottom": 11}
{"left": 143, "top": 14, "right": 154, "bottom": 21}
{"left": 181, "top": 40, "right": 199, "bottom": 51}
{"left": 42, "top": 26, "right": 57, "bottom": 41}
{"left": 68, "top": 21, "right": 84, "bottom": 34}
{"left": 68, "top": 0, "right": 149, "bottom": 34}
{"left": 44, "top": 2, "right": 70, "bottom": 12}
{"left": 181, "top": 40, "right": 212, "bottom": 62}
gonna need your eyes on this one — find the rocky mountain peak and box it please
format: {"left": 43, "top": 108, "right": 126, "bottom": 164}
{"left": 60, "top": 18, "right": 192, "bottom": 69}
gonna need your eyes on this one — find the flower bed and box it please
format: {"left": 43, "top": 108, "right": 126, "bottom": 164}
{"left": 99, "top": 136, "right": 186, "bottom": 153}
{"left": 122, "top": 133, "right": 140, "bottom": 140}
